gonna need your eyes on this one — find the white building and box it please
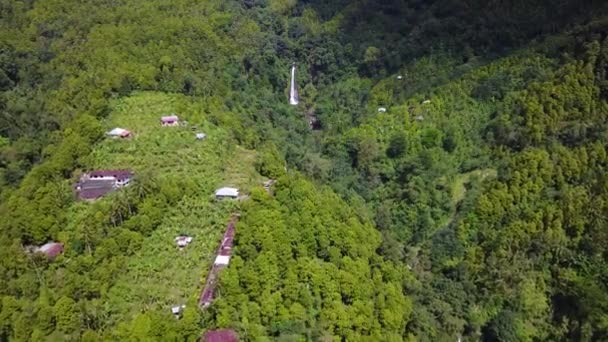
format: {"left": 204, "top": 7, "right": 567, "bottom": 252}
{"left": 106, "top": 128, "right": 132, "bottom": 138}
{"left": 171, "top": 304, "right": 186, "bottom": 318}
{"left": 214, "top": 255, "right": 231, "bottom": 266}
{"left": 175, "top": 236, "right": 193, "bottom": 248}
{"left": 215, "top": 187, "right": 239, "bottom": 199}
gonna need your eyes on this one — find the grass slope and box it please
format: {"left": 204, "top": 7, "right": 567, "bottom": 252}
{"left": 77, "top": 92, "right": 261, "bottom": 326}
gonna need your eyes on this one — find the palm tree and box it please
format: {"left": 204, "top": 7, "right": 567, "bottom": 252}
{"left": 132, "top": 170, "right": 156, "bottom": 200}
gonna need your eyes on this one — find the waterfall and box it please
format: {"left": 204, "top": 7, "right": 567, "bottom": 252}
{"left": 289, "top": 63, "right": 299, "bottom": 105}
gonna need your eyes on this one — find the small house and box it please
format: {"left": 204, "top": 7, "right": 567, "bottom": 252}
{"left": 171, "top": 304, "right": 186, "bottom": 319}
{"left": 397, "top": 75, "right": 403, "bottom": 80}
{"left": 106, "top": 128, "right": 132, "bottom": 138}
{"left": 161, "top": 115, "right": 179, "bottom": 126}
{"left": 215, "top": 187, "right": 239, "bottom": 199}
{"left": 204, "top": 330, "right": 238, "bottom": 342}
{"left": 377, "top": 107, "right": 387, "bottom": 113}
{"left": 36, "top": 242, "right": 64, "bottom": 259}
{"left": 422, "top": 100, "right": 431, "bottom": 105}
{"left": 196, "top": 133, "right": 207, "bottom": 140}
{"left": 214, "top": 255, "right": 231, "bottom": 266}
{"left": 175, "top": 236, "right": 193, "bottom": 248}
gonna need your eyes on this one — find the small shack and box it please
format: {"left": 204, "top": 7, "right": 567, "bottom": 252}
{"left": 171, "top": 304, "right": 186, "bottom": 319}
{"left": 377, "top": 107, "right": 387, "bottom": 113}
{"left": 106, "top": 128, "right": 132, "bottom": 138}
{"left": 214, "top": 255, "right": 230, "bottom": 266}
{"left": 422, "top": 100, "right": 431, "bottom": 105}
{"left": 397, "top": 75, "right": 403, "bottom": 80}
{"left": 204, "top": 330, "right": 238, "bottom": 342}
{"left": 196, "top": 133, "right": 207, "bottom": 140}
{"left": 215, "top": 187, "right": 239, "bottom": 200}
{"left": 36, "top": 242, "right": 64, "bottom": 259}
{"left": 161, "top": 115, "right": 179, "bottom": 126}
{"left": 175, "top": 235, "right": 193, "bottom": 248}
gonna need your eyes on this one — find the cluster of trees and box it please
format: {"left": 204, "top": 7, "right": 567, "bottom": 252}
{"left": 0, "top": 167, "right": 204, "bottom": 340}
{"left": 212, "top": 1, "right": 608, "bottom": 340}
{"left": 207, "top": 176, "right": 413, "bottom": 340}
{"left": 450, "top": 41, "right": 608, "bottom": 340}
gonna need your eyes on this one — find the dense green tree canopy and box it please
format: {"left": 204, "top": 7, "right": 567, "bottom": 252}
{"left": 2, "top": 0, "right": 608, "bottom": 340}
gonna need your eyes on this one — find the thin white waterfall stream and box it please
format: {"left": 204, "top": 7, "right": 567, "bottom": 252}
{"left": 289, "top": 63, "right": 299, "bottom": 105}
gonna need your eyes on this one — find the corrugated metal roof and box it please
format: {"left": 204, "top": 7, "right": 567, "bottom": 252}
{"left": 204, "top": 330, "right": 238, "bottom": 342}
{"left": 214, "top": 255, "right": 230, "bottom": 265}
{"left": 161, "top": 115, "right": 179, "bottom": 122}
{"left": 79, "top": 187, "right": 113, "bottom": 200}
{"left": 215, "top": 187, "right": 239, "bottom": 197}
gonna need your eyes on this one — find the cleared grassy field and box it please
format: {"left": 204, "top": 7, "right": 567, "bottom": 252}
{"left": 71, "top": 92, "right": 261, "bottom": 325}
{"left": 451, "top": 168, "right": 497, "bottom": 205}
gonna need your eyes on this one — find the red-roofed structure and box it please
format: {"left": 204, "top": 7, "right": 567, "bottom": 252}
{"left": 199, "top": 216, "right": 238, "bottom": 308}
{"left": 161, "top": 115, "right": 179, "bottom": 126}
{"left": 203, "top": 329, "right": 238, "bottom": 342}
{"left": 36, "top": 242, "right": 64, "bottom": 259}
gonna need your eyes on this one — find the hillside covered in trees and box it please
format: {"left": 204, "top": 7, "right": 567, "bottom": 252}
{"left": 2, "top": 0, "right": 608, "bottom": 341}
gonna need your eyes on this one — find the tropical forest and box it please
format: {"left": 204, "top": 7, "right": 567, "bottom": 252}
{"left": 1, "top": 0, "right": 608, "bottom": 341}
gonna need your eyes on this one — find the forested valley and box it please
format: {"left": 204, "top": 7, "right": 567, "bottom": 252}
{"left": 2, "top": 0, "right": 608, "bottom": 341}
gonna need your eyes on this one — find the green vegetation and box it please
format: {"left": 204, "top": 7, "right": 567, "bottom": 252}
{"left": 209, "top": 178, "right": 413, "bottom": 340}
{"left": 0, "top": 91, "right": 253, "bottom": 340}
{"left": 3, "top": 0, "right": 608, "bottom": 341}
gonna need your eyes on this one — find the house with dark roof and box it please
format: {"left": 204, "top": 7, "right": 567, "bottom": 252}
{"left": 76, "top": 170, "right": 133, "bottom": 200}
